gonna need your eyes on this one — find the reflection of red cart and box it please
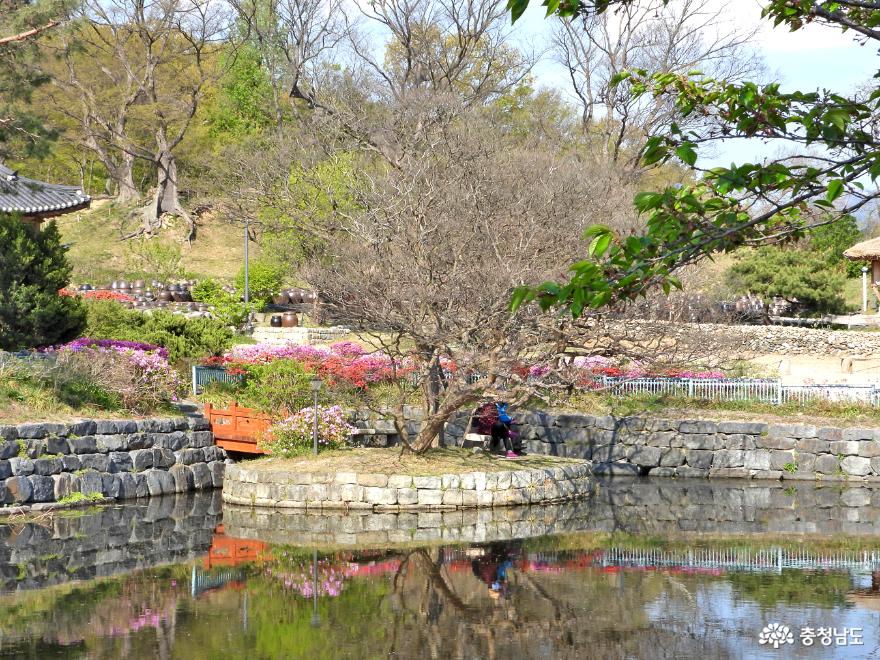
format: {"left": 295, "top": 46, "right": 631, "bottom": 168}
{"left": 204, "top": 524, "right": 272, "bottom": 569}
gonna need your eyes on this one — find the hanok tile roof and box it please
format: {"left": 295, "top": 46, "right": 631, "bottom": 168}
{"left": 0, "top": 163, "right": 90, "bottom": 218}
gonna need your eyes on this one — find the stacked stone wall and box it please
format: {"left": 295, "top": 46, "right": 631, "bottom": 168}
{"left": 223, "top": 462, "right": 593, "bottom": 510}
{"left": 512, "top": 411, "right": 880, "bottom": 481}
{"left": 0, "top": 416, "right": 226, "bottom": 505}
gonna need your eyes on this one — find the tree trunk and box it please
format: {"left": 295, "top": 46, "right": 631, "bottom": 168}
{"left": 130, "top": 148, "right": 194, "bottom": 240}
{"left": 113, "top": 153, "right": 138, "bottom": 204}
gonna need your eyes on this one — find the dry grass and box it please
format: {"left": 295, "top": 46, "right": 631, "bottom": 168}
{"left": 245, "top": 447, "right": 584, "bottom": 476}
{"left": 56, "top": 202, "right": 251, "bottom": 284}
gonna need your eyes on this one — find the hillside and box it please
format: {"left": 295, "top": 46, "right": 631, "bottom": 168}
{"left": 55, "top": 200, "right": 254, "bottom": 285}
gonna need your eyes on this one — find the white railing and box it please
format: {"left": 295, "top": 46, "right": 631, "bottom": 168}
{"left": 600, "top": 376, "right": 880, "bottom": 406}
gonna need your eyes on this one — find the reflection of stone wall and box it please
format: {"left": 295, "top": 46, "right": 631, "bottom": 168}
{"left": 0, "top": 417, "right": 226, "bottom": 505}
{"left": 224, "top": 479, "right": 880, "bottom": 545}
{"left": 223, "top": 497, "right": 599, "bottom": 546}
{"left": 587, "top": 478, "right": 880, "bottom": 537}
{"left": 508, "top": 412, "right": 880, "bottom": 481}
{"left": 0, "top": 491, "right": 222, "bottom": 591}
{"left": 223, "top": 462, "right": 593, "bottom": 510}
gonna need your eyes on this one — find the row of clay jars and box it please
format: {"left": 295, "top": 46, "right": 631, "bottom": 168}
{"left": 270, "top": 312, "right": 299, "bottom": 327}
{"left": 272, "top": 289, "right": 318, "bottom": 305}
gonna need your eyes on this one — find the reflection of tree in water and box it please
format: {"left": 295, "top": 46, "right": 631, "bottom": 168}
{"left": 383, "top": 543, "right": 733, "bottom": 660}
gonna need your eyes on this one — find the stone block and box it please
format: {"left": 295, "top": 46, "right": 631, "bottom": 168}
{"left": 718, "top": 421, "right": 768, "bottom": 435}
{"left": 94, "top": 420, "right": 118, "bottom": 434}
{"left": 126, "top": 433, "right": 152, "bottom": 450}
{"left": 858, "top": 441, "right": 880, "bottom": 458}
{"left": 681, "top": 434, "right": 718, "bottom": 450}
{"left": 769, "top": 450, "right": 796, "bottom": 471}
{"left": 102, "top": 474, "right": 121, "bottom": 498}
{"left": 713, "top": 450, "right": 744, "bottom": 469}
{"left": 170, "top": 465, "right": 195, "bottom": 493}
{"left": 744, "top": 450, "right": 772, "bottom": 471}
{"left": 187, "top": 416, "right": 211, "bottom": 431}
{"left": 0, "top": 426, "right": 16, "bottom": 442}
{"left": 152, "top": 448, "right": 175, "bottom": 469}
{"left": 0, "top": 441, "right": 17, "bottom": 459}
{"left": 134, "top": 473, "right": 149, "bottom": 498}
{"left": 816, "top": 454, "right": 840, "bottom": 475}
{"left": 659, "top": 448, "right": 686, "bottom": 467}
{"left": 675, "top": 466, "right": 709, "bottom": 478}
{"left": 417, "top": 489, "right": 444, "bottom": 506}
{"left": 25, "top": 439, "right": 44, "bottom": 459}
{"left": 78, "top": 470, "right": 103, "bottom": 495}
{"left": 16, "top": 423, "right": 49, "bottom": 439}
{"left": 649, "top": 467, "right": 676, "bottom": 477}
{"left": 442, "top": 489, "right": 464, "bottom": 505}
{"left": 678, "top": 420, "right": 717, "bottom": 434}
{"left": 554, "top": 413, "right": 592, "bottom": 428}
{"left": 138, "top": 418, "right": 175, "bottom": 433}
{"left": 5, "top": 475, "right": 32, "bottom": 503}
{"left": 96, "top": 435, "right": 127, "bottom": 452}
{"left": 441, "top": 474, "right": 461, "bottom": 489}
{"left": 832, "top": 441, "right": 861, "bottom": 456}
{"left": 108, "top": 452, "right": 133, "bottom": 473}
{"left": 364, "top": 487, "right": 397, "bottom": 505}
{"left": 0, "top": 461, "right": 10, "bottom": 480}
{"left": 174, "top": 448, "right": 204, "bottom": 466}
{"left": 339, "top": 484, "right": 365, "bottom": 502}
{"left": 145, "top": 469, "right": 174, "bottom": 496}
{"left": 387, "top": 475, "right": 413, "bottom": 488}
{"left": 757, "top": 435, "right": 796, "bottom": 450}
{"left": 709, "top": 467, "right": 750, "bottom": 479}
{"left": 842, "top": 428, "right": 876, "bottom": 442}
{"left": 69, "top": 436, "right": 97, "bottom": 454}
{"left": 817, "top": 427, "right": 843, "bottom": 442}
{"left": 358, "top": 473, "right": 389, "bottom": 487}
{"left": 397, "top": 488, "right": 418, "bottom": 505}
{"left": 208, "top": 462, "right": 225, "bottom": 488}
{"left": 28, "top": 475, "right": 54, "bottom": 502}
{"left": 188, "top": 431, "right": 214, "bottom": 448}
{"left": 131, "top": 449, "right": 153, "bottom": 471}
{"left": 33, "top": 457, "right": 62, "bottom": 476}
{"left": 79, "top": 453, "right": 110, "bottom": 472}
{"left": 191, "top": 463, "right": 212, "bottom": 489}
{"left": 412, "top": 475, "right": 440, "bottom": 489}
{"left": 53, "top": 473, "right": 77, "bottom": 500}
{"left": 45, "top": 436, "right": 70, "bottom": 455}
{"left": 629, "top": 446, "right": 661, "bottom": 467}
{"left": 646, "top": 432, "right": 675, "bottom": 448}
{"left": 684, "top": 450, "right": 713, "bottom": 470}
{"left": 796, "top": 438, "right": 830, "bottom": 454}
{"left": 334, "top": 472, "right": 358, "bottom": 485}
{"left": 117, "top": 472, "right": 137, "bottom": 499}
{"left": 9, "top": 457, "right": 33, "bottom": 476}
{"left": 842, "top": 456, "right": 872, "bottom": 477}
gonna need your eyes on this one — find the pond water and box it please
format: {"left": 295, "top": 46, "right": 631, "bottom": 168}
{"left": 3, "top": 479, "right": 880, "bottom": 659}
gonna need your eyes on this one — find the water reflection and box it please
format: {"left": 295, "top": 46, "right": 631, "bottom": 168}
{"left": 2, "top": 481, "right": 880, "bottom": 658}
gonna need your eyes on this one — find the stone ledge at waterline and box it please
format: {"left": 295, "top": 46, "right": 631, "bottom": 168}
{"left": 506, "top": 412, "right": 880, "bottom": 482}
{"left": 222, "top": 461, "right": 593, "bottom": 510}
{"left": 0, "top": 417, "right": 227, "bottom": 505}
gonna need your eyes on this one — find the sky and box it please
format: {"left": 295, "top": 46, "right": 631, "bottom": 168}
{"left": 503, "top": 0, "right": 879, "bottom": 168}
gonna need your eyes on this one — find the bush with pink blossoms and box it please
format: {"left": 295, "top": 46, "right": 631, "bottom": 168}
{"left": 50, "top": 339, "right": 182, "bottom": 413}
{"left": 260, "top": 405, "right": 357, "bottom": 456}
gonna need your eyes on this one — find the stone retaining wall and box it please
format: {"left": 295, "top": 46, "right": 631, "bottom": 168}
{"left": 222, "top": 462, "right": 593, "bottom": 510}
{"left": 0, "top": 416, "right": 227, "bottom": 505}
{"left": 513, "top": 411, "right": 880, "bottom": 481}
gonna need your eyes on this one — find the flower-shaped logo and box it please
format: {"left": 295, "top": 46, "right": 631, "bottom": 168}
{"left": 759, "top": 623, "right": 794, "bottom": 649}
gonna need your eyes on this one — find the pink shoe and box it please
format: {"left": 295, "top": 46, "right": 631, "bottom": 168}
{"left": 505, "top": 451, "right": 518, "bottom": 459}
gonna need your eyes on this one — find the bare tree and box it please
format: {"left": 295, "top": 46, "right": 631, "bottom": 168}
{"left": 302, "top": 106, "right": 644, "bottom": 453}
{"left": 46, "top": 0, "right": 230, "bottom": 237}
{"left": 551, "top": 0, "right": 760, "bottom": 169}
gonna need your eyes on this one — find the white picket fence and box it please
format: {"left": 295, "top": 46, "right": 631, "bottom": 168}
{"left": 599, "top": 376, "right": 880, "bottom": 406}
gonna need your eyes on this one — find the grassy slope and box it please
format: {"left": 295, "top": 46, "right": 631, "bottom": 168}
{"left": 55, "top": 201, "right": 254, "bottom": 285}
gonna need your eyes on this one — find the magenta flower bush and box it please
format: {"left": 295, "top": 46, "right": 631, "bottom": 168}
{"left": 261, "top": 405, "right": 357, "bottom": 456}
{"left": 49, "top": 338, "right": 182, "bottom": 412}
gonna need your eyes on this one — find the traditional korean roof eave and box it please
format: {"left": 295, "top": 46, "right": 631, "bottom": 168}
{"left": 843, "top": 236, "right": 880, "bottom": 261}
{"left": 0, "top": 163, "right": 91, "bottom": 220}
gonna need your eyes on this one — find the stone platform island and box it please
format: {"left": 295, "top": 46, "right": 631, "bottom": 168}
{"left": 223, "top": 448, "right": 592, "bottom": 510}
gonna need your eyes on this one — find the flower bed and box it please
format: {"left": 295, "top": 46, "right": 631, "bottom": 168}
{"left": 261, "top": 405, "right": 357, "bottom": 456}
